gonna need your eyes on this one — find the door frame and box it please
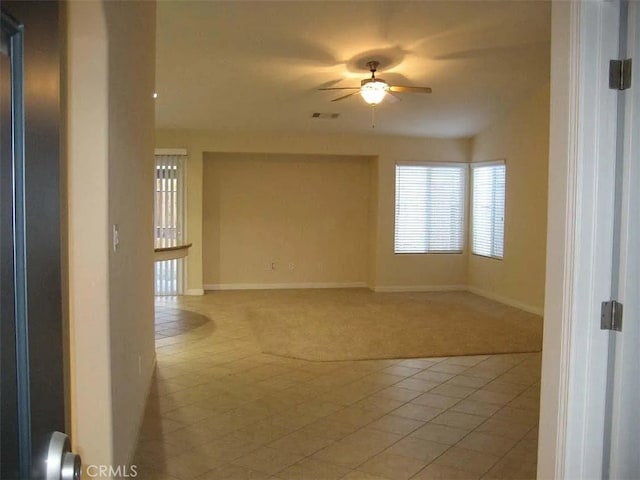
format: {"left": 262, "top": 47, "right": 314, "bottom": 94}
{"left": 539, "top": 1, "right": 622, "bottom": 478}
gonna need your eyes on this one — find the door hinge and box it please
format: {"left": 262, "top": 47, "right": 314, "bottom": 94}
{"left": 601, "top": 300, "right": 623, "bottom": 331}
{"left": 609, "top": 59, "right": 632, "bottom": 90}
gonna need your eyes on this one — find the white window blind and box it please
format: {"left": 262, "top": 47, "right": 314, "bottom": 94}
{"left": 154, "top": 154, "right": 186, "bottom": 295}
{"left": 472, "top": 162, "right": 506, "bottom": 259}
{"left": 394, "top": 164, "right": 466, "bottom": 253}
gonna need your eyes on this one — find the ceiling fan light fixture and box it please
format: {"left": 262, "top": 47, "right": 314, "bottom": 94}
{"left": 360, "top": 80, "right": 389, "bottom": 105}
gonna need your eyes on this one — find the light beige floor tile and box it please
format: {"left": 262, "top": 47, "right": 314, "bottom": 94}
{"left": 394, "top": 377, "right": 441, "bottom": 392}
{"left": 491, "top": 406, "right": 538, "bottom": 426}
{"left": 379, "top": 365, "right": 424, "bottom": 377}
{"left": 411, "top": 423, "right": 470, "bottom": 445}
{"left": 358, "top": 372, "right": 406, "bottom": 387}
{"left": 450, "top": 399, "right": 501, "bottom": 417}
{"left": 397, "top": 359, "right": 439, "bottom": 369}
{"left": 311, "top": 443, "right": 378, "bottom": 469}
{"left": 411, "top": 392, "right": 461, "bottom": 409}
{"left": 466, "top": 389, "right": 517, "bottom": 405}
{"left": 358, "top": 452, "right": 427, "bottom": 480}
{"left": 431, "top": 411, "right": 486, "bottom": 430}
{"left": 461, "top": 367, "right": 502, "bottom": 380}
{"left": 340, "top": 428, "right": 403, "bottom": 450}
{"left": 456, "top": 432, "right": 518, "bottom": 457}
{"left": 412, "top": 463, "right": 480, "bottom": 479}
{"left": 367, "top": 414, "right": 425, "bottom": 435}
{"left": 393, "top": 403, "right": 443, "bottom": 422}
{"left": 191, "top": 436, "right": 263, "bottom": 461}
{"left": 413, "top": 370, "right": 455, "bottom": 383}
{"left": 195, "top": 463, "right": 272, "bottom": 480}
{"left": 268, "top": 430, "right": 335, "bottom": 456}
{"left": 161, "top": 425, "right": 224, "bottom": 448}
{"left": 263, "top": 412, "right": 320, "bottom": 430}
{"left": 508, "top": 393, "right": 540, "bottom": 411}
{"left": 298, "top": 417, "right": 362, "bottom": 440}
{"left": 324, "top": 406, "right": 385, "bottom": 427}
{"left": 162, "top": 451, "right": 222, "bottom": 479}
{"left": 481, "top": 455, "right": 537, "bottom": 480}
{"left": 504, "top": 437, "right": 538, "bottom": 462}
{"left": 312, "top": 429, "right": 402, "bottom": 468}
{"left": 432, "top": 446, "right": 499, "bottom": 475}
{"left": 352, "top": 395, "right": 406, "bottom": 415}
{"left": 160, "top": 405, "right": 219, "bottom": 424}
{"left": 317, "top": 387, "right": 376, "bottom": 406}
{"left": 445, "top": 375, "right": 490, "bottom": 389}
{"left": 288, "top": 399, "right": 344, "bottom": 418}
{"left": 375, "top": 386, "right": 423, "bottom": 402}
{"left": 277, "top": 458, "right": 350, "bottom": 480}
{"left": 231, "top": 447, "right": 305, "bottom": 476}
{"left": 444, "top": 356, "right": 490, "bottom": 367}
{"left": 429, "top": 383, "right": 477, "bottom": 399}
{"left": 385, "top": 436, "right": 449, "bottom": 462}
{"left": 428, "top": 363, "right": 469, "bottom": 375}
{"left": 340, "top": 470, "right": 392, "bottom": 480}
{"left": 226, "top": 423, "right": 292, "bottom": 446}
{"left": 137, "top": 470, "right": 182, "bottom": 480}
{"left": 474, "top": 418, "right": 532, "bottom": 440}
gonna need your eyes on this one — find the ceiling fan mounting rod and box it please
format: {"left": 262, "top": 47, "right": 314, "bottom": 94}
{"left": 366, "top": 60, "right": 380, "bottom": 78}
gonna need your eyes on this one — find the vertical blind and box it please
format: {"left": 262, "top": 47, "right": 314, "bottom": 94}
{"left": 154, "top": 154, "right": 186, "bottom": 295}
{"left": 472, "top": 162, "right": 506, "bottom": 259}
{"left": 394, "top": 164, "right": 466, "bottom": 253}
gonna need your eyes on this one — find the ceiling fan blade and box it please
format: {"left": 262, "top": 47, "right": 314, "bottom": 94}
{"left": 389, "top": 85, "right": 433, "bottom": 94}
{"left": 319, "top": 87, "right": 360, "bottom": 91}
{"left": 386, "top": 92, "right": 401, "bottom": 103}
{"left": 331, "top": 92, "right": 359, "bottom": 102}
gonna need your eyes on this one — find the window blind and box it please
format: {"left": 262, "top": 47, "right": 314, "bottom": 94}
{"left": 472, "top": 162, "right": 506, "bottom": 259}
{"left": 394, "top": 164, "right": 466, "bottom": 253}
{"left": 154, "top": 154, "right": 186, "bottom": 295}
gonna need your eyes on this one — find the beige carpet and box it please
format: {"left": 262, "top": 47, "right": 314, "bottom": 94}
{"left": 247, "top": 289, "right": 542, "bottom": 361}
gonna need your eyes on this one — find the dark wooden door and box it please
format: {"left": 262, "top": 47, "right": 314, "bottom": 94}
{"left": 1, "top": 2, "right": 79, "bottom": 479}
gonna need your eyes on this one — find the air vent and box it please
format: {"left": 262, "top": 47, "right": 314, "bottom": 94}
{"left": 311, "top": 113, "right": 340, "bottom": 119}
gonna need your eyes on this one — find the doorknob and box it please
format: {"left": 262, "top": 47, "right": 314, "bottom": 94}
{"left": 46, "top": 432, "right": 82, "bottom": 480}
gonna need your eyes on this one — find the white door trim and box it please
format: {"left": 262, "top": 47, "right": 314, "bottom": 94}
{"left": 539, "top": 1, "right": 620, "bottom": 478}
{"left": 609, "top": 2, "right": 640, "bottom": 477}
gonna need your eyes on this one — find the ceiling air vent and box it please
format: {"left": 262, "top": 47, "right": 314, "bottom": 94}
{"left": 311, "top": 113, "right": 340, "bottom": 119}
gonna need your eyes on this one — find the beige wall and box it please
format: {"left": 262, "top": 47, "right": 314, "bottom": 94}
{"left": 104, "top": 1, "right": 157, "bottom": 466}
{"left": 156, "top": 130, "right": 471, "bottom": 291}
{"left": 203, "top": 153, "right": 371, "bottom": 287}
{"left": 467, "top": 85, "right": 550, "bottom": 313}
{"left": 67, "top": 0, "right": 156, "bottom": 469}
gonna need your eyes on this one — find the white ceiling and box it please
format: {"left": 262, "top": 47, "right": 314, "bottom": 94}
{"left": 155, "top": 1, "right": 550, "bottom": 139}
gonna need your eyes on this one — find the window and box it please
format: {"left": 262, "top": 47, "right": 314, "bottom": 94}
{"left": 472, "top": 161, "right": 506, "bottom": 259}
{"left": 154, "top": 153, "right": 186, "bottom": 295}
{"left": 394, "top": 163, "right": 466, "bottom": 253}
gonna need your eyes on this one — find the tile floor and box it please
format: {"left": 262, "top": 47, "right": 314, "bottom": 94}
{"left": 135, "top": 293, "right": 541, "bottom": 480}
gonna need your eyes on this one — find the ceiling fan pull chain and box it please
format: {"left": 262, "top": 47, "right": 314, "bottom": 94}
{"left": 371, "top": 105, "right": 376, "bottom": 129}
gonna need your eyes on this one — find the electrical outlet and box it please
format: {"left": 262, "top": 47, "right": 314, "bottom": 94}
{"left": 288, "top": 263, "right": 295, "bottom": 271}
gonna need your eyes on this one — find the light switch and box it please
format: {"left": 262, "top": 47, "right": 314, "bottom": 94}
{"left": 112, "top": 224, "right": 120, "bottom": 252}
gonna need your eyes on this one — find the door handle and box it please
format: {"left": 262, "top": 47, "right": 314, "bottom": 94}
{"left": 46, "top": 431, "right": 82, "bottom": 480}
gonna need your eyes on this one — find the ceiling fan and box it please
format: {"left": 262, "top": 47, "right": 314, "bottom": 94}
{"left": 319, "top": 61, "right": 432, "bottom": 105}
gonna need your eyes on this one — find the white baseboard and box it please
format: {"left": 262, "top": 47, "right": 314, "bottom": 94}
{"left": 467, "top": 286, "right": 544, "bottom": 316}
{"left": 371, "top": 284, "right": 467, "bottom": 293}
{"left": 204, "top": 282, "right": 367, "bottom": 291}
{"left": 185, "top": 288, "right": 204, "bottom": 295}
